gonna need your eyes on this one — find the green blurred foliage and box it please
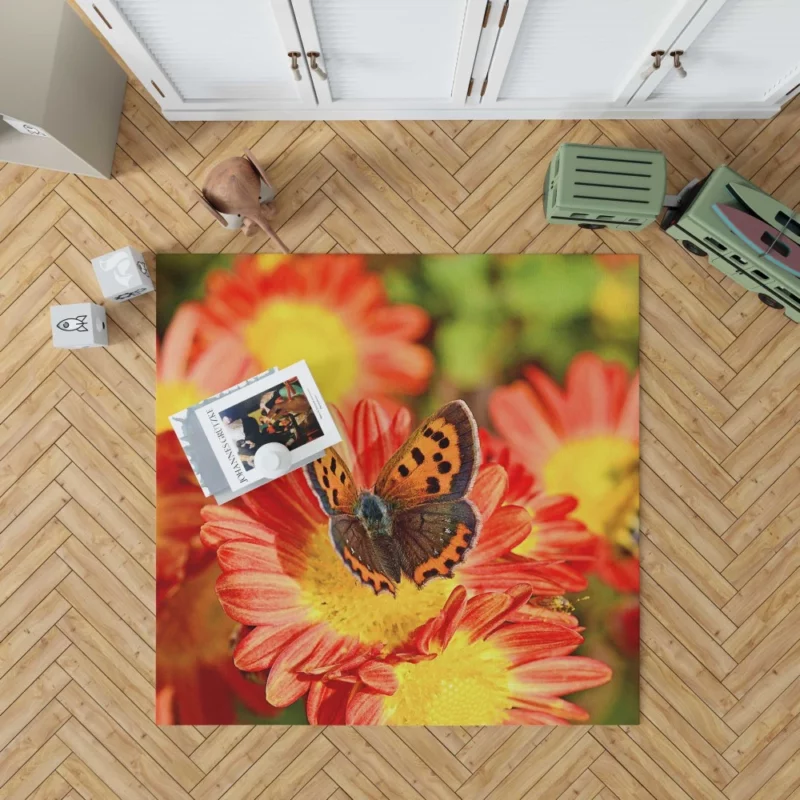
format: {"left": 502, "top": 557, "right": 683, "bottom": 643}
{"left": 236, "top": 698, "right": 308, "bottom": 726}
{"left": 381, "top": 253, "right": 639, "bottom": 390}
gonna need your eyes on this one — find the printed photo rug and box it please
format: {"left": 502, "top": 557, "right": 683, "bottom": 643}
{"left": 155, "top": 253, "right": 640, "bottom": 726}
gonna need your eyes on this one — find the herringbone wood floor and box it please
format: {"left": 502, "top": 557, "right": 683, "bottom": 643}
{"left": 2, "top": 69, "right": 800, "bottom": 799}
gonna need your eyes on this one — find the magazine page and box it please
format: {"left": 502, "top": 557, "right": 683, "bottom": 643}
{"left": 195, "top": 360, "right": 341, "bottom": 492}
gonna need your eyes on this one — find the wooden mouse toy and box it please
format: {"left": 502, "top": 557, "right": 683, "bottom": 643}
{"left": 197, "top": 148, "right": 289, "bottom": 253}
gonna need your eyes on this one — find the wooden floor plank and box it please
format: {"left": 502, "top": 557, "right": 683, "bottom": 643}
{"left": 1, "top": 71, "right": 799, "bottom": 799}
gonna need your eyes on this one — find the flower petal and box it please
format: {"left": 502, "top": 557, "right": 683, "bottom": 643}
{"left": 215, "top": 571, "right": 302, "bottom": 625}
{"left": 265, "top": 627, "right": 326, "bottom": 706}
{"left": 510, "top": 695, "right": 591, "bottom": 723}
{"left": 489, "top": 382, "right": 562, "bottom": 470}
{"left": 512, "top": 656, "right": 612, "bottom": 696}
{"left": 470, "top": 465, "right": 508, "bottom": 519}
{"left": 465, "top": 585, "right": 531, "bottom": 642}
{"left": 201, "top": 505, "right": 274, "bottom": 549}
{"left": 307, "top": 680, "right": 349, "bottom": 725}
{"left": 489, "top": 622, "right": 584, "bottom": 664}
{"left": 358, "top": 661, "right": 399, "bottom": 695}
{"left": 469, "top": 505, "right": 531, "bottom": 564}
{"left": 346, "top": 689, "right": 385, "bottom": 725}
{"left": 349, "top": 399, "right": 403, "bottom": 487}
{"left": 233, "top": 623, "right": 312, "bottom": 672}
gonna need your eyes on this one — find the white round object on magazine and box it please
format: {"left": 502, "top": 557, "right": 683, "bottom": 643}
{"left": 254, "top": 442, "right": 292, "bottom": 478}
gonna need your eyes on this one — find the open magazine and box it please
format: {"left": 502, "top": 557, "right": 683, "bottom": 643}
{"left": 170, "top": 360, "right": 341, "bottom": 504}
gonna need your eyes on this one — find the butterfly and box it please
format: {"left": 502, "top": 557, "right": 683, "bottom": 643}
{"left": 305, "top": 400, "right": 481, "bottom": 595}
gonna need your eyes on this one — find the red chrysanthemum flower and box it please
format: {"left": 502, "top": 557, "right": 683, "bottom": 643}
{"left": 196, "top": 254, "right": 432, "bottom": 412}
{"left": 490, "top": 353, "right": 639, "bottom": 592}
{"left": 157, "top": 431, "right": 216, "bottom": 604}
{"left": 157, "top": 304, "right": 254, "bottom": 433}
{"left": 308, "top": 585, "right": 612, "bottom": 725}
{"left": 480, "top": 430, "right": 598, "bottom": 565}
{"left": 156, "top": 433, "right": 277, "bottom": 724}
{"left": 200, "top": 399, "right": 588, "bottom": 709}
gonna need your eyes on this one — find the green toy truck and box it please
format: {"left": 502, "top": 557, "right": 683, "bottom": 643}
{"left": 543, "top": 143, "right": 667, "bottom": 232}
{"left": 544, "top": 142, "right": 800, "bottom": 323}
{"left": 660, "top": 165, "right": 800, "bottom": 323}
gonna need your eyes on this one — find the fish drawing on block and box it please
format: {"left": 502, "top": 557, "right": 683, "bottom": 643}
{"left": 56, "top": 315, "right": 89, "bottom": 332}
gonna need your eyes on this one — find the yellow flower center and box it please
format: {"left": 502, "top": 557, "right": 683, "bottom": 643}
{"left": 297, "top": 526, "right": 451, "bottom": 651}
{"left": 157, "top": 563, "right": 235, "bottom": 672}
{"left": 243, "top": 300, "right": 358, "bottom": 404}
{"left": 592, "top": 274, "right": 639, "bottom": 328}
{"left": 252, "top": 255, "right": 287, "bottom": 273}
{"left": 156, "top": 380, "right": 204, "bottom": 434}
{"left": 383, "top": 631, "right": 512, "bottom": 725}
{"left": 543, "top": 435, "right": 639, "bottom": 547}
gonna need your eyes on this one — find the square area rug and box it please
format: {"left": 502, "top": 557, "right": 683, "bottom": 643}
{"left": 156, "top": 253, "right": 640, "bottom": 726}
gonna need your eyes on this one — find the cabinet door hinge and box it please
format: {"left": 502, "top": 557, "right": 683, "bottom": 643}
{"left": 467, "top": 77, "right": 475, "bottom": 97}
{"left": 482, "top": 1, "right": 492, "bottom": 27}
{"left": 499, "top": 0, "right": 509, "bottom": 27}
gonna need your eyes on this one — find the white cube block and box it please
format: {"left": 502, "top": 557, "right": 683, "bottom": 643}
{"left": 92, "top": 246, "right": 154, "bottom": 301}
{"left": 51, "top": 303, "right": 108, "bottom": 349}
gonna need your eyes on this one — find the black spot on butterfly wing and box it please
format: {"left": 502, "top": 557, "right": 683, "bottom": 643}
{"left": 375, "top": 400, "right": 480, "bottom": 508}
{"left": 304, "top": 449, "right": 357, "bottom": 516}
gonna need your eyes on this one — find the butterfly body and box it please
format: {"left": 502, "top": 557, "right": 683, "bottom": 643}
{"left": 305, "top": 401, "right": 482, "bottom": 595}
{"left": 354, "top": 491, "right": 393, "bottom": 539}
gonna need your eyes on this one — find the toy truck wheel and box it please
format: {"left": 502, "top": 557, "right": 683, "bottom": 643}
{"left": 578, "top": 223, "right": 606, "bottom": 230}
{"left": 682, "top": 240, "right": 707, "bottom": 257}
{"left": 758, "top": 293, "right": 784, "bottom": 310}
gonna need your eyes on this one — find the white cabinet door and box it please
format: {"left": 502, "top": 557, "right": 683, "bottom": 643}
{"left": 75, "top": 0, "right": 317, "bottom": 112}
{"left": 481, "top": 0, "right": 706, "bottom": 110}
{"left": 632, "top": 0, "right": 800, "bottom": 108}
{"left": 289, "top": 0, "right": 486, "bottom": 109}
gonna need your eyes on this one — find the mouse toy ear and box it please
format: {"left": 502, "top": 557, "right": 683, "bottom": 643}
{"left": 244, "top": 148, "right": 274, "bottom": 194}
{"left": 195, "top": 191, "right": 229, "bottom": 227}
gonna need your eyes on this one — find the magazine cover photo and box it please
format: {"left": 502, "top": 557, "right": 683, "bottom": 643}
{"left": 219, "top": 376, "right": 324, "bottom": 471}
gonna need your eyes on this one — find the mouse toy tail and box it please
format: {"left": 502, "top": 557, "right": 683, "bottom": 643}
{"left": 253, "top": 212, "right": 290, "bottom": 254}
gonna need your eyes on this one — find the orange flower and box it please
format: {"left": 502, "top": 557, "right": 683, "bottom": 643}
{"left": 192, "top": 254, "right": 433, "bottom": 414}
{"left": 200, "top": 399, "right": 587, "bottom": 709}
{"left": 156, "top": 431, "right": 276, "bottom": 724}
{"left": 490, "top": 353, "right": 639, "bottom": 592}
{"left": 156, "top": 431, "right": 216, "bottom": 604}
{"left": 157, "top": 305, "right": 254, "bottom": 433}
{"left": 480, "top": 430, "right": 598, "bottom": 565}
{"left": 308, "top": 585, "right": 612, "bottom": 725}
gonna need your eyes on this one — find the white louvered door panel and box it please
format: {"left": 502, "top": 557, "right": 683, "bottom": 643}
{"left": 290, "top": 0, "right": 486, "bottom": 108}
{"left": 74, "top": 0, "right": 316, "bottom": 110}
{"left": 482, "top": 0, "right": 705, "bottom": 107}
{"left": 643, "top": 0, "right": 800, "bottom": 104}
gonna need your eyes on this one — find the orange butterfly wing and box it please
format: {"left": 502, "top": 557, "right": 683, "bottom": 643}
{"left": 374, "top": 400, "right": 479, "bottom": 508}
{"left": 305, "top": 448, "right": 359, "bottom": 515}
